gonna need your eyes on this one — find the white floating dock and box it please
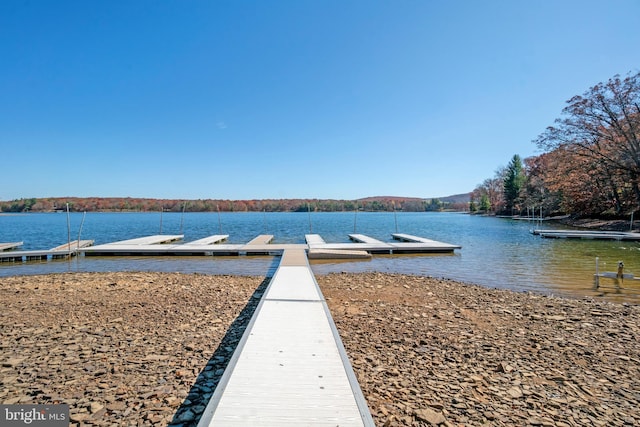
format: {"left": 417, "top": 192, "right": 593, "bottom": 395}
{"left": 198, "top": 249, "right": 374, "bottom": 426}
{"left": 532, "top": 229, "right": 640, "bottom": 240}
{"left": 50, "top": 240, "right": 95, "bottom": 252}
{"left": 0, "top": 242, "right": 23, "bottom": 251}
{"left": 78, "top": 233, "right": 460, "bottom": 257}
{"left": 184, "top": 235, "right": 229, "bottom": 245}
{"left": 305, "top": 234, "right": 327, "bottom": 246}
{"left": 348, "top": 234, "right": 385, "bottom": 244}
{"left": 0, "top": 240, "right": 94, "bottom": 262}
{"left": 246, "top": 235, "right": 275, "bottom": 245}
{"left": 308, "top": 249, "right": 371, "bottom": 260}
{"left": 103, "top": 235, "right": 184, "bottom": 245}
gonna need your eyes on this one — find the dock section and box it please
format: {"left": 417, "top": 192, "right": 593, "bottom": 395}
{"left": 391, "top": 233, "right": 462, "bottom": 252}
{"left": 198, "top": 249, "right": 374, "bottom": 426}
{"left": 104, "top": 235, "right": 184, "bottom": 245}
{"left": 246, "top": 235, "right": 275, "bottom": 245}
{"left": 75, "top": 233, "right": 460, "bottom": 257}
{"left": 0, "top": 240, "right": 94, "bottom": 262}
{"left": 184, "top": 235, "right": 229, "bottom": 245}
{"left": 0, "top": 242, "right": 23, "bottom": 252}
{"left": 82, "top": 235, "right": 186, "bottom": 256}
{"left": 348, "top": 234, "right": 385, "bottom": 244}
{"left": 305, "top": 234, "right": 326, "bottom": 246}
{"left": 50, "top": 240, "right": 95, "bottom": 259}
{"left": 532, "top": 229, "right": 640, "bottom": 240}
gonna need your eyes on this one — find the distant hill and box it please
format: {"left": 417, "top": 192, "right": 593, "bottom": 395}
{"left": 1, "top": 194, "right": 471, "bottom": 213}
{"left": 359, "top": 193, "right": 470, "bottom": 204}
{"left": 439, "top": 193, "right": 471, "bottom": 204}
{"left": 357, "top": 196, "right": 424, "bottom": 203}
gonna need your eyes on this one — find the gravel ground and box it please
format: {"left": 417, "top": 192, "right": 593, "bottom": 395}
{"left": 1, "top": 271, "right": 639, "bottom": 426}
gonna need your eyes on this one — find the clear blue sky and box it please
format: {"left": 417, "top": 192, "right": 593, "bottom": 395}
{"left": 2, "top": 0, "right": 639, "bottom": 201}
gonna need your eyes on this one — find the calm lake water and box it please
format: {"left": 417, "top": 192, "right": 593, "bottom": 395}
{"left": 1, "top": 212, "right": 639, "bottom": 302}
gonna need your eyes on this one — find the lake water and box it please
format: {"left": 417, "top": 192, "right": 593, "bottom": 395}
{"left": 1, "top": 212, "right": 639, "bottom": 302}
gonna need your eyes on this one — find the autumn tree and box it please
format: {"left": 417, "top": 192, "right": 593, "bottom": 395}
{"left": 472, "top": 171, "right": 504, "bottom": 214}
{"left": 535, "top": 72, "right": 640, "bottom": 213}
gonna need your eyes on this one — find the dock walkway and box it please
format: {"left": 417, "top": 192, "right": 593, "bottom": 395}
{"left": 50, "top": 240, "right": 95, "bottom": 252}
{"left": 246, "top": 234, "right": 274, "bottom": 245}
{"left": 0, "top": 240, "right": 94, "bottom": 262}
{"left": 532, "top": 229, "right": 640, "bottom": 240}
{"left": 75, "top": 233, "right": 460, "bottom": 257}
{"left": 0, "top": 242, "right": 23, "bottom": 251}
{"left": 197, "top": 249, "right": 374, "bottom": 426}
{"left": 103, "top": 235, "right": 184, "bottom": 245}
{"left": 305, "top": 234, "right": 327, "bottom": 246}
{"left": 183, "top": 235, "right": 229, "bottom": 245}
{"left": 348, "top": 234, "right": 385, "bottom": 244}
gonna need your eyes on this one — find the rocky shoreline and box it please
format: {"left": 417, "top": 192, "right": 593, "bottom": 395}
{"left": 554, "top": 217, "right": 638, "bottom": 232}
{"left": 1, "top": 271, "right": 639, "bottom": 426}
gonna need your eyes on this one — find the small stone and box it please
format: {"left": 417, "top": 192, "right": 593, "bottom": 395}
{"left": 107, "top": 401, "right": 127, "bottom": 411}
{"left": 507, "top": 387, "right": 523, "bottom": 398}
{"left": 176, "top": 409, "right": 195, "bottom": 422}
{"left": 89, "top": 402, "right": 104, "bottom": 413}
{"left": 70, "top": 413, "right": 90, "bottom": 422}
{"left": 2, "top": 357, "right": 26, "bottom": 367}
{"left": 414, "top": 408, "right": 446, "bottom": 425}
{"left": 497, "top": 362, "right": 514, "bottom": 373}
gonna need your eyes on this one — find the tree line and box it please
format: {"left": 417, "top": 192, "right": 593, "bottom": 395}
{"left": 0, "top": 196, "right": 464, "bottom": 213}
{"left": 471, "top": 71, "right": 640, "bottom": 219}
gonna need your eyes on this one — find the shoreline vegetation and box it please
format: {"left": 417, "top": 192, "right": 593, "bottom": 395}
{"left": 0, "top": 195, "right": 470, "bottom": 213}
{"left": 1, "top": 271, "right": 639, "bottom": 426}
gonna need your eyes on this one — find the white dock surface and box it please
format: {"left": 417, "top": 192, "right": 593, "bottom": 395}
{"left": 246, "top": 234, "right": 275, "bottom": 245}
{"left": 184, "top": 234, "right": 229, "bottom": 245}
{"left": 102, "top": 235, "right": 184, "bottom": 245}
{"left": 50, "top": 239, "right": 95, "bottom": 251}
{"left": 0, "top": 242, "right": 23, "bottom": 251}
{"left": 198, "top": 249, "right": 374, "bottom": 427}
{"left": 348, "top": 234, "right": 385, "bottom": 244}
{"left": 305, "top": 234, "right": 327, "bottom": 246}
{"left": 533, "top": 229, "right": 640, "bottom": 240}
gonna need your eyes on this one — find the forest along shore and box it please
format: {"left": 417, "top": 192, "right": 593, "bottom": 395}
{"left": 1, "top": 272, "right": 639, "bottom": 426}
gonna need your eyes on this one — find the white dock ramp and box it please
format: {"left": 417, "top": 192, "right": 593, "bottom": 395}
{"left": 305, "top": 233, "right": 326, "bottom": 246}
{"left": 103, "top": 235, "right": 184, "bottom": 245}
{"left": 184, "top": 235, "right": 229, "bottom": 245}
{"left": 198, "top": 249, "right": 374, "bottom": 426}
{"left": 0, "top": 242, "right": 23, "bottom": 251}
{"left": 348, "top": 234, "right": 385, "bottom": 244}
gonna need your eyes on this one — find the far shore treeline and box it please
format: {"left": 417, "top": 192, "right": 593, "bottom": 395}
{"left": 0, "top": 195, "right": 470, "bottom": 213}
{"left": 471, "top": 71, "right": 640, "bottom": 220}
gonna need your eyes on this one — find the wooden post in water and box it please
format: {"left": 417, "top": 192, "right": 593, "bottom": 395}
{"left": 616, "top": 261, "right": 624, "bottom": 291}
{"left": 159, "top": 207, "right": 163, "bottom": 234}
{"left": 594, "top": 257, "right": 600, "bottom": 289}
{"left": 217, "top": 204, "right": 223, "bottom": 234}
{"left": 307, "top": 203, "right": 313, "bottom": 233}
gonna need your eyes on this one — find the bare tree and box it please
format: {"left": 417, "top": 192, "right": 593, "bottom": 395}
{"left": 534, "top": 72, "right": 640, "bottom": 211}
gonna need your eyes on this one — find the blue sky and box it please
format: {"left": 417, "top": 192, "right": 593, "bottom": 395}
{"left": 2, "top": 1, "right": 639, "bottom": 201}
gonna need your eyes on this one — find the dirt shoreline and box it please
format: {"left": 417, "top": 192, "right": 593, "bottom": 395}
{"left": 553, "top": 217, "right": 638, "bottom": 232}
{"left": 1, "top": 271, "right": 639, "bottom": 426}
